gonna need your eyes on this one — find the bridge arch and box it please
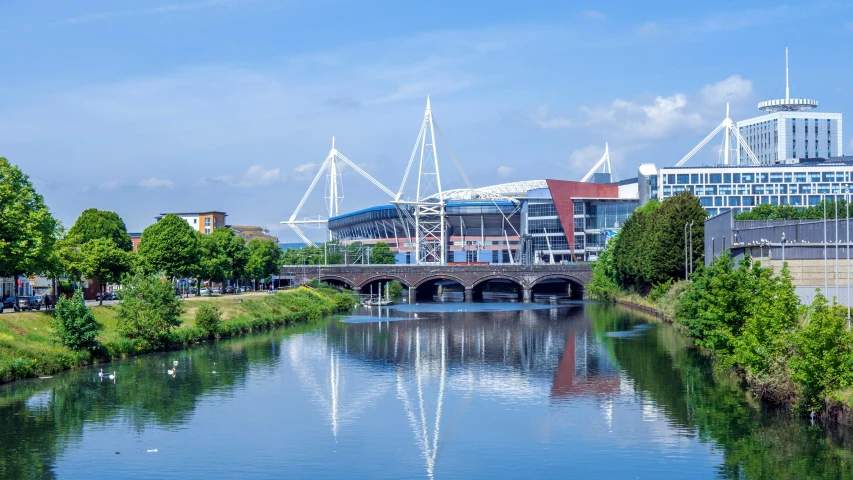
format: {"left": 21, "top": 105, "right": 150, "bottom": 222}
{"left": 412, "top": 274, "right": 467, "bottom": 301}
{"left": 317, "top": 274, "right": 357, "bottom": 290}
{"left": 471, "top": 275, "right": 525, "bottom": 301}
{"left": 529, "top": 274, "right": 585, "bottom": 300}
{"left": 357, "top": 275, "right": 412, "bottom": 295}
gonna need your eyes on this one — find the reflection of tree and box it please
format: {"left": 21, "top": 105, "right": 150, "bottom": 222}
{"left": 0, "top": 329, "right": 286, "bottom": 478}
{"left": 599, "top": 305, "right": 853, "bottom": 479}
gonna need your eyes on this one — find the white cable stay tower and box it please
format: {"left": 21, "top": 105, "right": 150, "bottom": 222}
{"left": 674, "top": 103, "right": 760, "bottom": 167}
{"left": 580, "top": 143, "right": 612, "bottom": 182}
{"left": 282, "top": 137, "right": 395, "bottom": 246}
{"left": 393, "top": 97, "right": 471, "bottom": 265}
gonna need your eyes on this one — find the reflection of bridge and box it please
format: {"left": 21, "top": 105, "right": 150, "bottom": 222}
{"left": 279, "top": 264, "right": 593, "bottom": 301}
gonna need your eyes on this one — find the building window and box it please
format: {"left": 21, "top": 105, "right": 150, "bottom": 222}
{"left": 710, "top": 173, "right": 723, "bottom": 184}
{"left": 204, "top": 227, "right": 211, "bottom": 234}
{"left": 193, "top": 219, "right": 198, "bottom": 224}
{"left": 705, "top": 185, "right": 717, "bottom": 195}
{"left": 690, "top": 174, "right": 699, "bottom": 184}
{"left": 667, "top": 174, "right": 675, "bottom": 185}
{"left": 770, "top": 173, "right": 782, "bottom": 183}
{"left": 677, "top": 174, "right": 689, "bottom": 184}
{"left": 733, "top": 173, "right": 741, "bottom": 183}
{"left": 700, "top": 197, "right": 713, "bottom": 207}
{"left": 742, "top": 196, "right": 755, "bottom": 206}
{"left": 741, "top": 173, "right": 753, "bottom": 183}
{"left": 714, "top": 197, "right": 723, "bottom": 206}
{"left": 794, "top": 173, "right": 807, "bottom": 182}
{"left": 728, "top": 197, "right": 740, "bottom": 206}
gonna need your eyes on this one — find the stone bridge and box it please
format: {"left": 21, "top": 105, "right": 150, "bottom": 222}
{"left": 279, "top": 264, "right": 593, "bottom": 301}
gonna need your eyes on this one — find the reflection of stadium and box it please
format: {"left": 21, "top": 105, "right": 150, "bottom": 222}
{"left": 287, "top": 306, "right": 627, "bottom": 478}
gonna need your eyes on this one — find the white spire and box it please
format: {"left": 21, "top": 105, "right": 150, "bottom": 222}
{"left": 785, "top": 47, "right": 790, "bottom": 100}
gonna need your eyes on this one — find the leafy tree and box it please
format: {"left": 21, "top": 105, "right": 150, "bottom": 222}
{"left": 588, "top": 235, "right": 622, "bottom": 301}
{"left": 789, "top": 293, "right": 853, "bottom": 411}
{"left": 194, "top": 303, "right": 222, "bottom": 337}
{"left": 115, "top": 271, "right": 184, "bottom": 347}
{"left": 82, "top": 238, "right": 133, "bottom": 304}
{"left": 371, "top": 242, "right": 396, "bottom": 264}
{"left": 137, "top": 214, "right": 200, "bottom": 281}
{"left": 67, "top": 208, "right": 133, "bottom": 252}
{"left": 219, "top": 228, "right": 249, "bottom": 282}
{"left": 52, "top": 290, "right": 101, "bottom": 352}
{"left": 198, "top": 231, "right": 231, "bottom": 293}
{"left": 246, "top": 239, "right": 283, "bottom": 286}
{"left": 0, "top": 157, "right": 58, "bottom": 285}
{"left": 388, "top": 280, "right": 403, "bottom": 298}
{"left": 644, "top": 192, "right": 706, "bottom": 284}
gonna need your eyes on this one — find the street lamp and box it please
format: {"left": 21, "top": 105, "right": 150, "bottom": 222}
{"left": 781, "top": 231, "right": 786, "bottom": 264}
{"left": 684, "top": 222, "right": 689, "bottom": 279}
{"left": 689, "top": 220, "right": 694, "bottom": 274}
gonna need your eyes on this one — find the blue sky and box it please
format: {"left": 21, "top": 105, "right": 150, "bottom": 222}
{"left": 2, "top": 0, "right": 852, "bottom": 240}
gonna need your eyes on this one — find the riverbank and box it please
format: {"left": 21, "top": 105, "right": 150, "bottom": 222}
{"left": 609, "top": 288, "right": 853, "bottom": 425}
{"left": 0, "top": 287, "right": 358, "bottom": 384}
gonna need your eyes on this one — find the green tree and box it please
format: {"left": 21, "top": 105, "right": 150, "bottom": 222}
{"left": 52, "top": 290, "right": 101, "bottom": 352}
{"left": 137, "top": 214, "right": 200, "bottom": 281}
{"left": 371, "top": 242, "right": 396, "bottom": 264}
{"left": 246, "top": 239, "right": 283, "bottom": 287}
{"left": 82, "top": 238, "right": 133, "bottom": 304}
{"left": 0, "top": 157, "right": 58, "bottom": 287}
{"left": 67, "top": 208, "right": 133, "bottom": 252}
{"left": 789, "top": 293, "right": 853, "bottom": 411}
{"left": 115, "top": 271, "right": 184, "bottom": 347}
{"left": 220, "top": 228, "right": 249, "bottom": 283}
{"left": 198, "top": 231, "right": 231, "bottom": 293}
{"left": 644, "top": 192, "right": 706, "bottom": 284}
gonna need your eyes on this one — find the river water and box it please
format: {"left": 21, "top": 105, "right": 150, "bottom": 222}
{"left": 1, "top": 301, "right": 851, "bottom": 479}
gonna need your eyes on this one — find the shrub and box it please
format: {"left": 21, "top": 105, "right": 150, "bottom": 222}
{"left": 52, "top": 290, "right": 101, "bottom": 352}
{"left": 115, "top": 271, "right": 183, "bottom": 347}
{"left": 789, "top": 293, "right": 853, "bottom": 411}
{"left": 388, "top": 281, "right": 403, "bottom": 299}
{"left": 647, "top": 280, "right": 672, "bottom": 303}
{"left": 195, "top": 304, "right": 222, "bottom": 337}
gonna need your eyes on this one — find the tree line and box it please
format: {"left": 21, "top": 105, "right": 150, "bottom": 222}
{"left": 0, "top": 157, "right": 283, "bottom": 301}
{"left": 281, "top": 241, "right": 396, "bottom": 265}
{"left": 736, "top": 199, "right": 853, "bottom": 220}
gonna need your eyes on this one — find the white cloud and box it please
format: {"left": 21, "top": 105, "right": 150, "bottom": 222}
{"left": 497, "top": 166, "right": 515, "bottom": 178}
{"left": 138, "top": 177, "right": 174, "bottom": 188}
{"left": 535, "top": 93, "right": 703, "bottom": 139}
{"left": 580, "top": 10, "right": 605, "bottom": 20}
{"left": 568, "top": 145, "right": 606, "bottom": 172}
{"left": 531, "top": 105, "right": 576, "bottom": 129}
{"left": 700, "top": 75, "right": 752, "bottom": 106}
{"left": 637, "top": 21, "right": 660, "bottom": 36}
{"left": 98, "top": 180, "right": 123, "bottom": 191}
{"left": 214, "top": 165, "right": 285, "bottom": 188}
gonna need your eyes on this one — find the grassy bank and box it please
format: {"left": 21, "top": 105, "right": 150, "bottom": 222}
{"left": 0, "top": 287, "right": 357, "bottom": 384}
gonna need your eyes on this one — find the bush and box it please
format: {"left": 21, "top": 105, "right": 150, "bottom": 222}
{"left": 789, "top": 293, "right": 853, "bottom": 411}
{"left": 647, "top": 280, "right": 672, "bottom": 303}
{"left": 52, "top": 290, "right": 101, "bottom": 352}
{"left": 388, "top": 281, "right": 403, "bottom": 299}
{"left": 195, "top": 304, "right": 222, "bottom": 337}
{"left": 115, "top": 271, "right": 184, "bottom": 347}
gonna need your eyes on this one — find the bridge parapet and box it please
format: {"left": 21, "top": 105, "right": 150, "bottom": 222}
{"left": 279, "top": 263, "right": 593, "bottom": 300}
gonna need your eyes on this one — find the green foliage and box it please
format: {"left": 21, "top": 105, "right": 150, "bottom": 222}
{"left": 51, "top": 290, "right": 101, "bottom": 352}
{"left": 67, "top": 208, "right": 133, "bottom": 252}
{"left": 0, "top": 157, "right": 58, "bottom": 278}
{"left": 643, "top": 193, "right": 707, "bottom": 285}
{"left": 735, "top": 198, "right": 851, "bottom": 221}
{"left": 388, "top": 280, "right": 403, "bottom": 298}
{"left": 647, "top": 280, "right": 673, "bottom": 303}
{"left": 198, "top": 230, "right": 231, "bottom": 285}
{"left": 194, "top": 304, "right": 222, "bottom": 337}
{"left": 789, "top": 293, "right": 853, "bottom": 411}
{"left": 246, "top": 239, "right": 283, "bottom": 281}
{"left": 371, "top": 242, "right": 396, "bottom": 264}
{"left": 137, "top": 214, "right": 200, "bottom": 279}
{"left": 82, "top": 238, "right": 133, "bottom": 288}
{"left": 115, "top": 271, "right": 184, "bottom": 347}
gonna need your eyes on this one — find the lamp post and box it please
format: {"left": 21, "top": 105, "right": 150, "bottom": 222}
{"left": 781, "top": 231, "right": 786, "bottom": 264}
{"left": 689, "top": 220, "right": 693, "bottom": 273}
{"left": 684, "top": 222, "right": 689, "bottom": 279}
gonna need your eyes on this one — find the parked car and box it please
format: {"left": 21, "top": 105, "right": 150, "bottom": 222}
{"left": 17, "top": 296, "right": 32, "bottom": 311}
{"left": 199, "top": 288, "right": 210, "bottom": 296}
{"left": 26, "top": 296, "right": 42, "bottom": 310}
{"left": 2, "top": 296, "right": 16, "bottom": 309}
{"left": 95, "top": 292, "right": 116, "bottom": 301}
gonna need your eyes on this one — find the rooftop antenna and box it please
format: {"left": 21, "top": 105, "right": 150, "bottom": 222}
{"left": 758, "top": 48, "right": 817, "bottom": 112}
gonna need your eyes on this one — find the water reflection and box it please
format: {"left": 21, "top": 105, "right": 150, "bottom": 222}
{"left": 2, "top": 304, "right": 853, "bottom": 479}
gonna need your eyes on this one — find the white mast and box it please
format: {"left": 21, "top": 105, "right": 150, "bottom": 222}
{"left": 580, "top": 143, "right": 612, "bottom": 182}
{"left": 785, "top": 47, "right": 790, "bottom": 101}
{"left": 723, "top": 104, "right": 731, "bottom": 165}
{"left": 675, "top": 104, "right": 759, "bottom": 167}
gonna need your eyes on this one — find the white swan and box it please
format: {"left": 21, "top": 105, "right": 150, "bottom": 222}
{"left": 167, "top": 368, "right": 175, "bottom": 375}
{"left": 173, "top": 360, "right": 179, "bottom": 367}
{"left": 107, "top": 371, "right": 116, "bottom": 380}
{"left": 98, "top": 369, "right": 104, "bottom": 377}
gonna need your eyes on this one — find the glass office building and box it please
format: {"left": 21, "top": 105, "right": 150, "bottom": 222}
{"left": 657, "top": 157, "right": 853, "bottom": 216}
